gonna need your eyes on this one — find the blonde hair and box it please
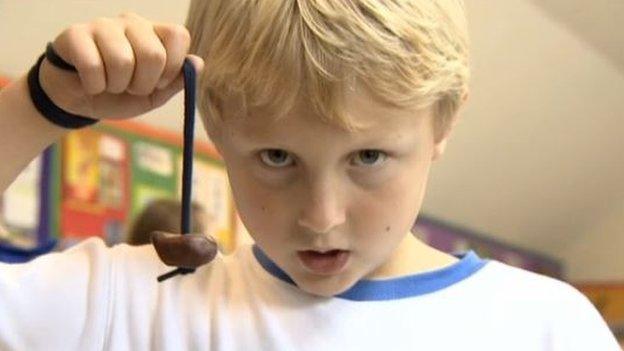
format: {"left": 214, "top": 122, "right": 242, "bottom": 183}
{"left": 185, "top": 0, "right": 469, "bottom": 135}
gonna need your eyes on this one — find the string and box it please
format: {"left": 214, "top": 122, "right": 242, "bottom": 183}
{"left": 157, "top": 59, "right": 197, "bottom": 282}
{"left": 42, "top": 43, "right": 198, "bottom": 282}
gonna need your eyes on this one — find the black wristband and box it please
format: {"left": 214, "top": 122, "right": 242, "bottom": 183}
{"left": 45, "top": 42, "right": 77, "bottom": 71}
{"left": 27, "top": 44, "right": 98, "bottom": 129}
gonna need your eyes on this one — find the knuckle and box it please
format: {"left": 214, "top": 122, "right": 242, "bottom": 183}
{"left": 141, "top": 47, "right": 167, "bottom": 66}
{"left": 169, "top": 24, "right": 191, "bottom": 42}
{"left": 76, "top": 59, "right": 101, "bottom": 74}
{"left": 161, "top": 25, "right": 191, "bottom": 51}
{"left": 111, "top": 54, "right": 135, "bottom": 72}
{"left": 63, "top": 23, "right": 81, "bottom": 36}
{"left": 62, "top": 23, "right": 87, "bottom": 41}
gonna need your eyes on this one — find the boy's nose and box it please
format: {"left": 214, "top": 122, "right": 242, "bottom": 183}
{"left": 296, "top": 179, "right": 346, "bottom": 235}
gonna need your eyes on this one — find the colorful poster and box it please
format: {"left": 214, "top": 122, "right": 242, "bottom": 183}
{"left": 135, "top": 141, "right": 174, "bottom": 177}
{"left": 64, "top": 130, "right": 100, "bottom": 203}
{"left": 99, "top": 135, "right": 126, "bottom": 209}
{"left": 41, "top": 120, "right": 227, "bottom": 250}
{"left": 61, "top": 130, "right": 129, "bottom": 239}
{"left": 131, "top": 141, "right": 177, "bottom": 218}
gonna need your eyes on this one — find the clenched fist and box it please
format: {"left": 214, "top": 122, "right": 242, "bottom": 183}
{"left": 39, "top": 12, "right": 204, "bottom": 120}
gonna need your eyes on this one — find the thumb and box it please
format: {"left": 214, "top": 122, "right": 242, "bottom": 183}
{"left": 185, "top": 54, "right": 205, "bottom": 77}
{"left": 151, "top": 231, "right": 218, "bottom": 269}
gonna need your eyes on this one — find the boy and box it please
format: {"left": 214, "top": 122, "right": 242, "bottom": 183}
{"left": 0, "top": 1, "right": 619, "bottom": 350}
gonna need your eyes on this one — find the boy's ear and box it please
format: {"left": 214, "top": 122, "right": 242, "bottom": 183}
{"left": 432, "top": 127, "right": 453, "bottom": 161}
{"left": 432, "top": 92, "right": 469, "bottom": 161}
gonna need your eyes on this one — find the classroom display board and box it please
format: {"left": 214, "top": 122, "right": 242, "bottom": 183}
{"left": 0, "top": 76, "right": 238, "bottom": 262}
{"left": 415, "top": 215, "right": 563, "bottom": 279}
{"left": 59, "top": 128, "right": 129, "bottom": 244}
{"left": 56, "top": 120, "right": 237, "bottom": 252}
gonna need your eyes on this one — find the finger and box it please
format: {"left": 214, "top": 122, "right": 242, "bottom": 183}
{"left": 124, "top": 19, "right": 167, "bottom": 95}
{"left": 149, "top": 71, "right": 184, "bottom": 109}
{"left": 153, "top": 23, "right": 191, "bottom": 89}
{"left": 53, "top": 24, "right": 106, "bottom": 95}
{"left": 151, "top": 231, "right": 218, "bottom": 269}
{"left": 91, "top": 18, "right": 135, "bottom": 94}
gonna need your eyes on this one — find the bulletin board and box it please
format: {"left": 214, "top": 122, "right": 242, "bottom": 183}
{"left": 54, "top": 120, "right": 238, "bottom": 253}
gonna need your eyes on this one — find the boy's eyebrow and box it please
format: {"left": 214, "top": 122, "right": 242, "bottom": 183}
{"left": 235, "top": 127, "right": 417, "bottom": 151}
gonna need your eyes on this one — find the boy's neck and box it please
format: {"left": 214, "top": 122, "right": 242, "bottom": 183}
{"left": 366, "top": 231, "right": 459, "bottom": 279}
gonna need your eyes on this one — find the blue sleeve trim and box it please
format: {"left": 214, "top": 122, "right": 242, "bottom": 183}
{"left": 0, "top": 238, "right": 57, "bottom": 263}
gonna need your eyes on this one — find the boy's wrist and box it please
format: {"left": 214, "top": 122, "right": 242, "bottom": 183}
{"left": 27, "top": 49, "right": 99, "bottom": 129}
{"left": 38, "top": 59, "right": 90, "bottom": 119}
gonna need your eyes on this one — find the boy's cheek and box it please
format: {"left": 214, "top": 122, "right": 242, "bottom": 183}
{"left": 353, "top": 179, "right": 422, "bottom": 236}
{"left": 351, "top": 202, "right": 402, "bottom": 243}
{"left": 230, "top": 178, "right": 291, "bottom": 235}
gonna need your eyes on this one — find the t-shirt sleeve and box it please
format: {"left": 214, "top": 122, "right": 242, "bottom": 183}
{"left": 0, "top": 238, "right": 113, "bottom": 350}
{"left": 547, "top": 283, "right": 620, "bottom": 350}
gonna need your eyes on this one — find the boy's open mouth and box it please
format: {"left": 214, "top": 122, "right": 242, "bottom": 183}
{"left": 296, "top": 249, "right": 350, "bottom": 275}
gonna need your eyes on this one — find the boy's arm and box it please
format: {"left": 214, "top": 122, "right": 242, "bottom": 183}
{"left": 0, "top": 13, "right": 212, "bottom": 346}
{"left": 0, "top": 12, "right": 204, "bottom": 195}
{"left": 0, "top": 75, "right": 66, "bottom": 193}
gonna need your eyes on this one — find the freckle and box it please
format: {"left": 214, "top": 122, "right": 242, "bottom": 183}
{"left": 386, "top": 226, "right": 391, "bottom": 232}
{"left": 261, "top": 206, "right": 267, "bottom": 212}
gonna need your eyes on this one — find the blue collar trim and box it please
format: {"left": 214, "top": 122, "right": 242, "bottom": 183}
{"left": 252, "top": 245, "right": 488, "bottom": 301}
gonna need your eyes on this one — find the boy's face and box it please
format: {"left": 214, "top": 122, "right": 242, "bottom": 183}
{"left": 212, "top": 86, "right": 449, "bottom": 297}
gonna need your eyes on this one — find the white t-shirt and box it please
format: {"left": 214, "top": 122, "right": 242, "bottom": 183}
{"left": 0, "top": 238, "right": 619, "bottom": 350}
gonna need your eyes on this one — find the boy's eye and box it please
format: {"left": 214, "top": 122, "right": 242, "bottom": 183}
{"left": 353, "top": 150, "right": 387, "bottom": 166}
{"left": 259, "top": 149, "right": 294, "bottom": 168}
